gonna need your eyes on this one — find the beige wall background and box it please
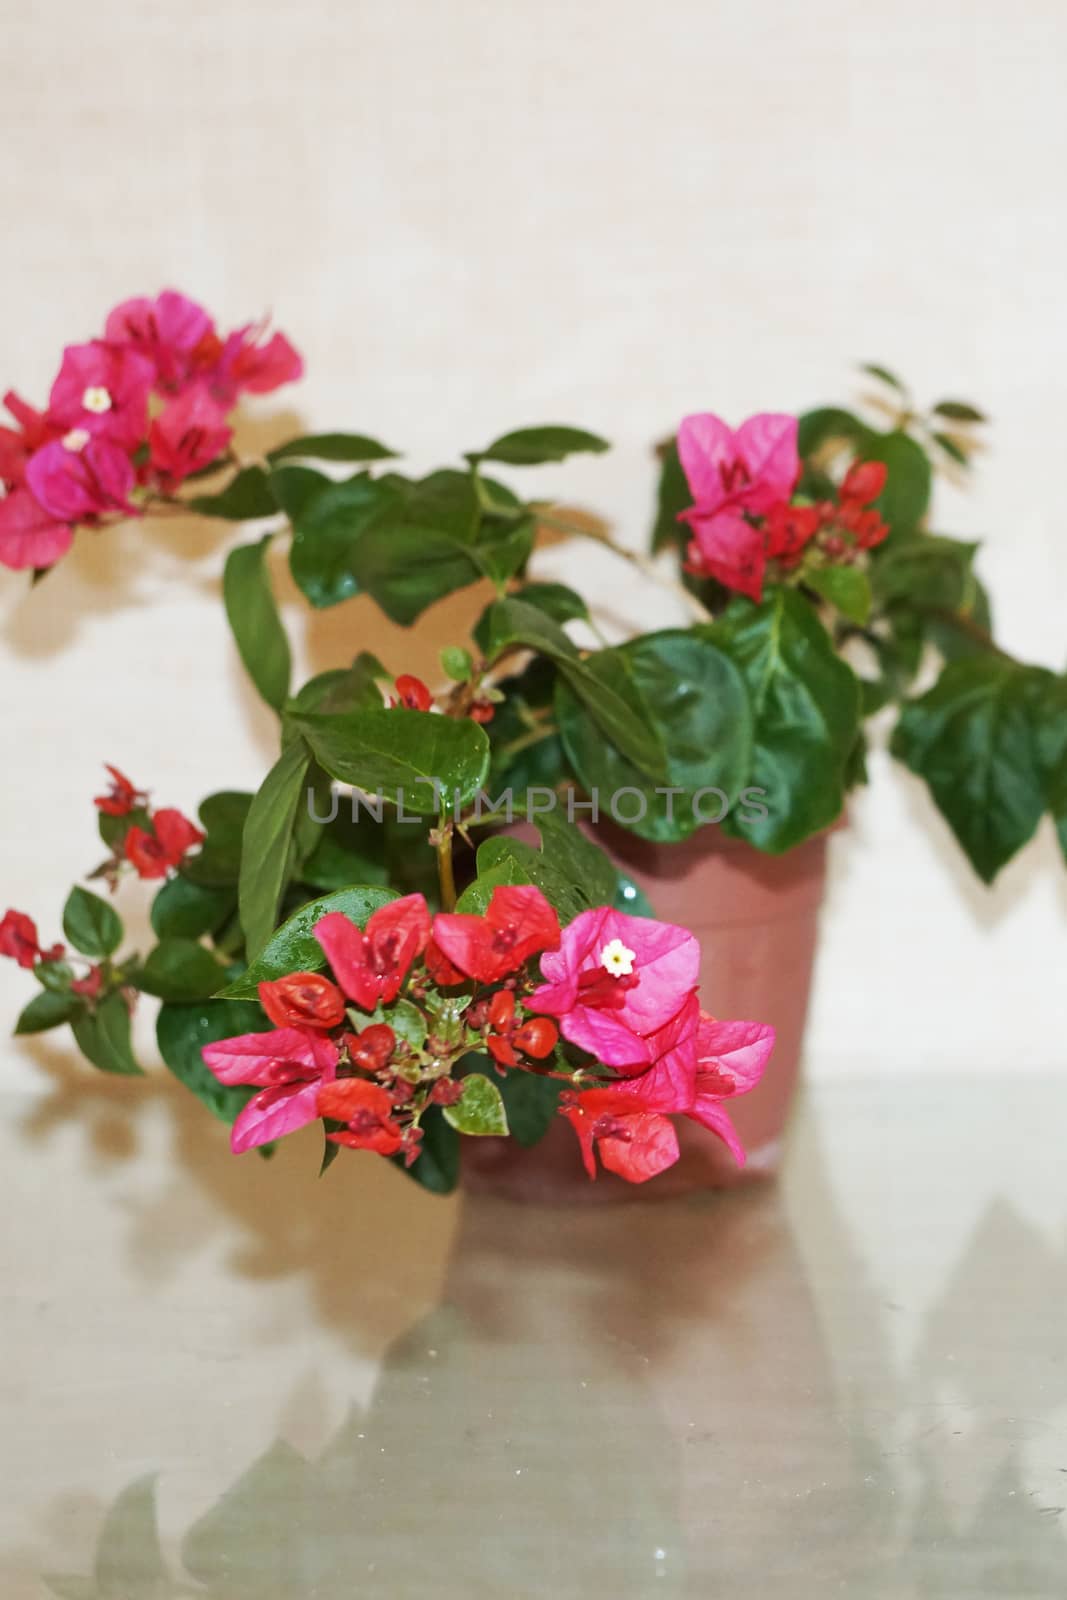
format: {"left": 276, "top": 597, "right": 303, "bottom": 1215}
{"left": 1, "top": 0, "right": 1064, "bottom": 1085}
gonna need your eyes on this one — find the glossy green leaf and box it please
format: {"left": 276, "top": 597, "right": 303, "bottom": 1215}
{"left": 556, "top": 628, "right": 752, "bottom": 842}
{"left": 806, "top": 565, "right": 872, "bottom": 625}
{"left": 71, "top": 993, "right": 143, "bottom": 1075}
{"left": 15, "top": 988, "right": 83, "bottom": 1035}
{"left": 291, "top": 706, "right": 490, "bottom": 813}
{"left": 157, "top": 998, "right": 271, "bottom": 1124}
{"left": 871, "top": 534, "right": 978, "bottom": 611}
{"left": 443, "top": 1072, "right": 509, "bottom": 1135}
{"left": 891, "top": 657, "right": 1047, "bottom": 882}
{"left": 238, "top": 739, "right": 311, "bottom": 958}
{"left": 709, "top": 591, "right": 861, "bottom": 852}
{"left": 219, "top": 885, "right": 397, "bottom": 998}
{"left": 151, "top": 875, "right": 234, "bottom": 940}
{"left": 284, "top": 471, "right": 404, "bottom": 608}
{"left": 223, "top": 535, "right": 291, "bottom": 711}
{"left": 495, "top": 1063, "right": 561, "bottom": 1146}
{"left": 268, "top": 432, "right": 397, "bottom": 464}
{"left": 62, "top": 886, "right": 122, "bottom": 958}
{"left": 475, "top": 425, "right": 610, "bottom": 466}
{"left": 138, "top": 939, "right": 227, "bottom": 1002}
{"left": 455, "top": 857, "right": 529, "bottom": 914}
{"left": 300, "top": 807, "right": 391, "bottom": 891}
{"left": 287, "top": 653, "right": 389, "bottom": 718}
{"left": 474, "top": 812, "right": 618, "bottom": 924}
{"left": 476, "top": 598, "right": 665, "bottom": 779}
{"left": 614, "top": 872, "right": 655, "bottom": 917}
{"left": 511, "top": 581, "right": 590, "bottom": 625}
{"left": 189, "top": 465, "right": 278, "bottom": 521}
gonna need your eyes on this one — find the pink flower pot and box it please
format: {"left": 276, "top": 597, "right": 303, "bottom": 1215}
{"left": 461, "top": 822, "right": 829, "bottom": 1202}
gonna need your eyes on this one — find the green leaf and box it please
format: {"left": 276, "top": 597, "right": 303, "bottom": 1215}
{"left": 36, "top": 959, "right": 74, "bottom": 993}
{"left": 399, "top": 1104, "right": 459, "bottom": 1193}
{"left": 891, "top": 657, "right": 1047, "bottom": 882}
{"left": 287, "top": 653, "right": 389, "bottom": 718}
{"left": 860, "top": 362, "right": 906, "bottom": 392}
{"left": 349, "top": 520, "right": 483, "bottom": 622}
{"left": 931, "top": 400, "right": 987, "bottom": 423}
{"left": 219, "top": 885, "right": 397, "bottom": 998}
{"left": 151, "top": 875, "right": 234, "bottom": 940}
{"left": 863, "top": 429, "right": 932, "bottom": 536}
{"left": 62, "top": 886, "right": 122, "bottom": 958}
{"left": 455, "top": 858, "right": 529, "bottom": 914}
{"left": 709, "top": 591, "right": 861, "bottom": 852}
{"left": 291, "top": 706, "right": 490, "bottom": 813}
{"left": 267, "top": 432, "right": 397, "bottom": 464}
{"left": 137, "top": 938, "right": 227, "bottom": 1002}
{"left": 190, "top": 465, "right": 278, "bottom": 520}
{"left": 555, "top": 629, "right": 752, "bottom": 842}
{"left": 496, "top": 1065, "right": 561, "bottom": 1146}
{"left": 1031, "top": 672, "right": 1067, "bottom": 865}
{"left": 474, "top": 812, "right": 618, "bottom": 924}
{"left": 440, "top": 645, "right": 474, "bottom": 681}
{"left": 476, "top": 598, "right": 665, "bottom": 779}
{"left": 238, "top": 739, "right": 311, "bottom": 959}
{"left": 283, "top": 471, "right": 403, "bottom": 608}
{"left": 300, "top": 806, "right": 391, "bottom": 891}
{"left": 614, "top": 872, "right": 655, "bottom": 917}
{"left": 932, "top": 431, "right": 969, "bottom": 467}
{"left": 511, "top": 581, "right": 590, "bottom": 625}
{"left": 15, "top": 988, "right": 83, "bottom": 1035}
{"left": 443, "top": 1072, "right": 509, "bottom": 1135}
{"left": 475, "top": 425, "right": 610, "bottom": 466}
{"left": 157, "top": 998, "right": 271, "bottom": 1124}
{"left": 71, "top": 993, "right": 143, "bottom": 1075}
{"left": 871, "top": 534, "right": 978, "bottom": 611}
{"left": 223, "top": 535, "right": 291, "bottom": 711}
{"left": 98, "top": 804, "right": 151, "bottom": 851}
{"left": 177, "top": 790, "right": 254, "bottom": 888}
{"left": 806, "top": 565, "right": 872, "bottom": 625}
{"left": 650, "top": 438, "right": 691, "bottom": 553}
{"left": 797, "top": 407, "right": 872, "bottom": 459}
{"left": 352, "top": 996, "right": 427, "bottom": 1051}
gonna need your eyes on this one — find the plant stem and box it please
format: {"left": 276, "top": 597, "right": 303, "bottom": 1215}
{"left": 496, "top": 722, "right": 560, "bottom": 762}
{"left": 532, "top": 508, "right": 712, "bottom": 624}
{"left": 434, "top": 820, "right": 457, "bottom": 912}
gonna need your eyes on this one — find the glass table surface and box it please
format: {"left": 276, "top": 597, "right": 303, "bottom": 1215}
{"left": 1, "top": 1068, "right": 1064, "bottom": 1597}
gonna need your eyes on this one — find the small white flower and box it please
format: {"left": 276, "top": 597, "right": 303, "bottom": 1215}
{"left": 62, "top": 428, "right": 90, "bottom": 453}
{"left": 600, "top": 937, "right": 636, "bottom": 977}
{"left": 81, "top": 385, "right": 112, "bottom": 414}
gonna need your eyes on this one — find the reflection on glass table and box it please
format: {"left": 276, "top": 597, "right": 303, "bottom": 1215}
{"left": 1, "top": 1061, "right": 1065, "bottom": 1598}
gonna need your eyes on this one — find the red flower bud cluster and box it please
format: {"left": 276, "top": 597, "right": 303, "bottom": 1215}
{"left": 93, "top": 764, "right": 204, "bottom": 883}
{"left": 0, "top": 909, "right": 63, "bottom": 970}
{"left": 201, "top": 885, "right": 566, "bottom": 1164}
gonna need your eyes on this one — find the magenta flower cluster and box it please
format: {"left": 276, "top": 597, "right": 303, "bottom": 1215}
{"left": 0, "top": 289, "right": 301, "bottom": 572}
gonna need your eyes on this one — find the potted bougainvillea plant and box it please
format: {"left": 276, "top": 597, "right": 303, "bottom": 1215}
{"left": 2, "top": 295, "right": 1063, "bottom": 1199}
